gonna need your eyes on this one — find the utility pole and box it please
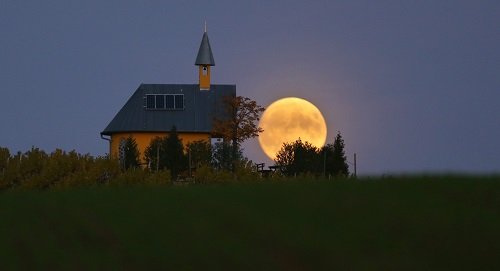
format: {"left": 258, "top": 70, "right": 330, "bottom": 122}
{"left": 354, "top": 153, "right": 357, "bottom": 178}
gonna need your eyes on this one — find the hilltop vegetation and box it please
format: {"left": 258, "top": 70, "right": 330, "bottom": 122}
{"left": 0, "top": 145, "right": 260, "bottom": 190}
{"left": 0, "top": 133, "right": 350, "bottom": 190}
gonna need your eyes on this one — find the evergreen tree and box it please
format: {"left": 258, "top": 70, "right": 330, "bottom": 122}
{"left": 164, "top": 126, "right": 187, "bottom": 179}
{"left": 331, "top": 132, "right": 349, "bottom": 176}
{"left": 119, "top": 136, "right": 140, "bottom": 170}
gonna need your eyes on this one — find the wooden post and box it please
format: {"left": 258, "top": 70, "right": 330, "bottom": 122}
{"left": 156, "top": 144, "right": 159, "bottom": 172}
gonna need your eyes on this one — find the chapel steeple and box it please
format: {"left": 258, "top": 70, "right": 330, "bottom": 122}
{"left": 195, "top": 24, "right": 215, "bottom": 90}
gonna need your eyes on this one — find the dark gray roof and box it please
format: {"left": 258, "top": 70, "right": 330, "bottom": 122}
{"left": 101, "top": 84, "right": 235, "bottom": 135}
{"left": 195, "top": 32, "right": 215, "bottom": 66}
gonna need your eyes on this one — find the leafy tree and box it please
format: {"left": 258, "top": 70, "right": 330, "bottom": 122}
{"left": 186, "top": 140, "right": 212, "bottom": 168}
{"left": 0, "top": 147, "right": 11, "bottom": 188}
{"left": 144, "top": 136, "right": 166, "bottom": 171}
{"left": 213, "top": 95, "right": 265, "bottom": 170}
{"left": 296, "top": 140, "right": 321, "bottom": 174}
{"left": 211, "top": 141, "right": 243, "bottom": 171}
{"left": 2, "top": 151, "right": 22, "bottom": 188}
{"left": 0, "top": 147, "right": 10, "bottom": 174}
{"left": 119, "top": 136, "right": 140, "bottom": 170}
{"left": 274, "top": 139, "right": 320, "bottom": 176}
{"left": 37, "top": 149, "right": 69, "bottom": 188}
{"left": 275, "top": 133, "right": 350, "bottom": 178}
{"left": 274, "top": 142, "right": 295, "bottom": 174}
{"left": 20, "top": 147, "right": 48, "bottom": 180}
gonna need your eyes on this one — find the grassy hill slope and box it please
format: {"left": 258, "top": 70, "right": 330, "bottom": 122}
{"left": 0, "top": 176, "right": 499, "bottom": 270}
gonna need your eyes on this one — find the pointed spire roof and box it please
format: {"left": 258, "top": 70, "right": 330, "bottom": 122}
{"left": 195, "top": 30, "right": 215, "bottom": 66}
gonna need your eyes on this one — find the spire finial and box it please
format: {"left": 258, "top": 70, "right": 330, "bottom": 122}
{"left": 204, "top": 20, "right": 207, "bottom": 33}
{"left": 195, "top": 23, "right": 215, "bottom": 66}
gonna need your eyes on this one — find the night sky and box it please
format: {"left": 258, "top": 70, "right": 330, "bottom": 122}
{"left": 1, "top": 1, "right": 499, "bottom": 174}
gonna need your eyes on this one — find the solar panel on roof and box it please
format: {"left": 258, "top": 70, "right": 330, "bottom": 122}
{"left": 166, "top": 95, "right": 174, "bottom": 109}
{"left": 146, "top": 95, "right": 155, "bottom": 109}
{"left": 145, "top": 94, "right": 184, "bottom": 110}
{"left": 155, "top": 95, "right": 165, "bottom": 109}
{"left": 175, "top": 95, "right": 184, "bottom": 109}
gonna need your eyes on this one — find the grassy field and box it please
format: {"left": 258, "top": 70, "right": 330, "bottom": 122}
{"left": 0, "top": 176, "right": 499, "bottom": 270}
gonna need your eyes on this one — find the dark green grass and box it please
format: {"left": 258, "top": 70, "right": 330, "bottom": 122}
{"left": 1, "top": 176, "right": 499, "bottom": 270}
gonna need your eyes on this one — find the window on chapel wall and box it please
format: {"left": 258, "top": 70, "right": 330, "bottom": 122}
{"left": 145, "top": 94, "right": 184, "bottom": 110}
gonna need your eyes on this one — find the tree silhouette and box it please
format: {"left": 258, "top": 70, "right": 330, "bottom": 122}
{"left": 275, "top": 141, "right": 295, "bottom": 174}
{"left": 144, "top": 137, "right": 166, "bottom": 171}
{"left": 186, "top": 140, "right": 212, "bottom": 168}
{"left": 275, "top": 133, "right": 349, "bottom": 177}
{"left": 212, "top": 141, "right": 243, "bottom": 171}
{"left": 144, "top": 126, "right": 187, "bottom": 179}
{"left": 164, "top": 126, "right": 187, "bottom": 179}
{"left": 213, "top": 95, "right": 265, "bottom": 171}
{"left": 330, "top": 132, "right": 349, "bottom": 176}
{"left": 0, "top": 147, "right": 10, "bottom": 175}
{"left": 119, "top": 136, "right": 140, "bottom": 170}
{"left": 275, "top": 139, "right": 320, "bottom": 176}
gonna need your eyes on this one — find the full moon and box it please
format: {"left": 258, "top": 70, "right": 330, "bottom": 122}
{"left": 258, "top": 97, "right": 328, "bottom": 160}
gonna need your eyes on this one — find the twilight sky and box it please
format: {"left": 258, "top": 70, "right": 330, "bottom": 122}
{"left": 1, "top": 0, "right": 499, "bottom": 174}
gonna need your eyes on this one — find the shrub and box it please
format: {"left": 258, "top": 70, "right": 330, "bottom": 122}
{"left": 145, "top": 170, "right": 171, "bottom": 185}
